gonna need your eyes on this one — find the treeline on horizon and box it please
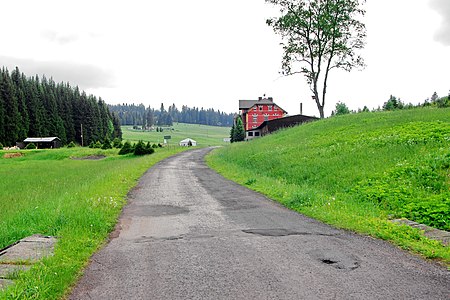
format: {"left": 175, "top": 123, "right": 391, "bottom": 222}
{"left": 332, "top": 92, "right": 450, "bottom": 116}
{"left": 109, "top": 103, "right": 234, "bottom": 128}
{"left": 0, "top": 67, "right": 122, "bottom": 147}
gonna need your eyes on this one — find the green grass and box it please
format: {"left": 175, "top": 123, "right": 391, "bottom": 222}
{"left": 0, "top": 146, "right": 187, "bottom": 299}
{"left": 121, "top": 123, "right": 231, "bottom": 146}
{"left": 207, "top": 107, "right": 450, "bottom": 264}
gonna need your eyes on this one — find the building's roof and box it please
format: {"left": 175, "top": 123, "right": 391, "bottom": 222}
{"left": 239, "top": 100, "right": 258, "bottom": 109}
{"left": 24, "top": 137, "right": 60, "bottom": 143}
{"left": 239, "top": 97, "right": 287, "bottom": 113}
{"left": 179, "top": 138, "right": 196, "bottom": 143}
{"left": 253, "top": 114, "right": 318, "bottom": 132}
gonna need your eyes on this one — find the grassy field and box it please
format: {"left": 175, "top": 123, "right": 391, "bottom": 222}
{"left": 207, "top": 107, "right": 450, "bottom": 264}
{"left": 0, "top": 146, "right": 187, "bottom": 299}
{"left": 121, "top": 123, "right": 231, "bottom": 146}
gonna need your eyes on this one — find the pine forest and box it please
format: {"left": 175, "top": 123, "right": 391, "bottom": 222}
{"left": 109, "top": 103, "right": 234, "bottom": 128}
{"left": 0, "top": 67, "right": 122, "bottom": 147}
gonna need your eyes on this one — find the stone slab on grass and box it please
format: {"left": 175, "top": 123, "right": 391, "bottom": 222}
{"left": 0, "top": 264, "right": 31, "bottom": 278}
{"left": 0, "top": 234, "right": 56, "bottom": 290}
{"left": 392, "top": 219, "right": 450, "bottom": 246}
{"left": 0, "top": 234, "right": 56, "bottom": 263}
{"left": 0, "top": 279, "right": 14, "bottom": 290}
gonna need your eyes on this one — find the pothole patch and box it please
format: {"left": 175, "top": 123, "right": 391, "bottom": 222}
{"left": 242, "top": 228, "right": 334, "bottom": 237}
{"left": 131, "top": 205, "right": 189, "bottom": 217}
{"left": 309, "top": 249, "right": 361, "bottom": 271}
{"left": 243, "top": 228, "right": 306, "bottom": 237}
{"left": 321, "top": 259, "right": 337, "bottom": 265}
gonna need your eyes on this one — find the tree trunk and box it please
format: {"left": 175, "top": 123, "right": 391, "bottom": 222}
{"left": 318, "top": 105, "right": 324, "bottom": 119}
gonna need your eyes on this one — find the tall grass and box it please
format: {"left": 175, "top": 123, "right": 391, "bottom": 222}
{"left": 207, "top": 107, "right": 450, "bottom": 264}
{"left": 0, "top": 147, "right": 187, "bottom": 299}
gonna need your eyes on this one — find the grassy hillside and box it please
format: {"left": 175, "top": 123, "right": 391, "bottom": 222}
{"left": 0, "top": 147, "right": 187, "bottom": 299}
{"left": 207, "top": 107, "right": 450, "bottom": 264}
{"left": 121, "top": 123, "right": 231, "bottom": 146}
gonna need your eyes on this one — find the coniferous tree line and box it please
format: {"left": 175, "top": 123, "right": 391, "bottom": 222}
{"left": 0, "top": 67, "right": 122, "bottom": 147}
{"left": 109, "top": 102, "right": 234, "bottom": 128}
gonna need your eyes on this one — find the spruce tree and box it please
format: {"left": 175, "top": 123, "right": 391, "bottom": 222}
{"left": 11, "top": 67, "right": 29, "bottom": 140}
{"left": 0, "top": 68, "right": 21, "bottom": 146}
{"left": 146, "top": 106, "right": 154, "bottom": 128}
{"left": 230, "top": 123, "right": 235, "bottom": 143}
{"left": 233, "top": 116, "right": 245, "bottom": 142}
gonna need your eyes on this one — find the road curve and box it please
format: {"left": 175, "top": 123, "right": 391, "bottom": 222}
{"left": 70, "top": 148, "right": 449, "bottom": 299}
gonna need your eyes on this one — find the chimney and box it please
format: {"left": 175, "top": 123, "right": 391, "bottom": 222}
{"left": 300, "top": 102, "right": 303, "bottom": 115}
{"left": 258, "top": 97, "right": 262, "bottom": 101}
{"left": 268, "top": 97, "right": 273, "bottom": 102}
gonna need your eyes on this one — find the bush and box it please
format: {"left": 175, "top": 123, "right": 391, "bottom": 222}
{"left": 93, "top": 141, "right": 102, "bottom": 148}
{"left": 88, "top": 141, "right": 95, "bottom": 148}
{"left": 118, "top": 141, "right": 133, "bottom": 155}
{"left": 0, "top": 142, "right": 3, "bottom": 149}
{"left": 25, "top": 143, "right": 36, "bottom": 149}
{"left": 133, "top": 140, "right": 146, "bottom": 155}
{"left": 132, "top": 140, "right": 155, "bottom": 156}
{"left": 101, "top": 137, "right": 112, "bottom": 150}
{"left": 67, "top": 141, "right": 76, "bottom": 148}
{"left": 112, "top": 138, "right": 122, "bottom": 148}
{"left": 152, "top": 143, "right": 158, "bottom": 148}
{"left": 333, "top": 101, "right": 351, "bottom": 116}
{"left": 158, "top": 143, "right": 163, "bottom": 148}
{"left": 146, "top": 142, "right": 155, "bottom": 154}
{"left": 436, "top": 97, "right": 450, "bottom": 108}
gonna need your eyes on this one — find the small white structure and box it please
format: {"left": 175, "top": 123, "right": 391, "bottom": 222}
{"left": 179, "top": 138, "right": 197, "bottom": 147}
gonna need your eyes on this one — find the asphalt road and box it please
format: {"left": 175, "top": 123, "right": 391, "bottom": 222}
{"left": 70, "top": 148, "right": 449, "bottom": 299}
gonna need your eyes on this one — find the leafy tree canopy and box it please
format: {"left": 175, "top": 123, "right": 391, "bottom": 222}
{"left": 266, "top": 0, "right": 366, "bottom": 118}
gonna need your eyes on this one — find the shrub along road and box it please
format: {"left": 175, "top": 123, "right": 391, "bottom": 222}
{"left": 69, "top": 148, "right": 449, "bottom": 299}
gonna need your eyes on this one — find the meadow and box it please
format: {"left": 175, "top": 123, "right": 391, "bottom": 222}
{"left": 207, "top": 107, "right": 450, "bottom": 264}
{"left": 121, "top": 122, "right": 231, "bottom": 146}
{"left": 0, "top": 146, "right": 187, "bottom": 299}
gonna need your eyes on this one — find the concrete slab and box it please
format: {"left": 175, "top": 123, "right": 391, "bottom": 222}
{"left": 0, "top": 278, "right": 14, "bottom": 290}
{"left": 0, "top": 264, "right": 31, "bottom": 278}
{"left": 0, "top": 234, "right": 56, "bottom": 291}
{"left": 0, "top": 234, "right": 56, "bottom": 263}
{"left": 392, "top": 219, "right": 450, "bottom": 245}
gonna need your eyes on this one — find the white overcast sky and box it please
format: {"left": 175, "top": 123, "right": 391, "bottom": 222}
{"left": 1, "top": 0, "right": 449, "bottom": 117}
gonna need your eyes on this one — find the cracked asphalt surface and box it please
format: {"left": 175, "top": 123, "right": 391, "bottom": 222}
{"left": 70, "top": 148, "right": 449, "bottom": 299}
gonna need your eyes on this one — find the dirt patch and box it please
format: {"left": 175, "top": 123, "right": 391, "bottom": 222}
{"left": 3, "top": 153, "right": 23, "bottom": 159}
{"left": 71, "top": 155, "right": 106, "bottom": 160}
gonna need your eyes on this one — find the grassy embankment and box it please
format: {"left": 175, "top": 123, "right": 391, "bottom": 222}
{"left": 207, "top": 108, "right": 450, "bottom": 264}
{"left": 121, "top": 122, "right": 231, "bottom": 146}
{"left": 0, "top": 146, "right": 187, "bottom": 299}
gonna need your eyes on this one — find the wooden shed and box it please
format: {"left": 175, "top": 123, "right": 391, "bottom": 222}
{"left": 23, "top": 137, "right": 62, "bottom": 149}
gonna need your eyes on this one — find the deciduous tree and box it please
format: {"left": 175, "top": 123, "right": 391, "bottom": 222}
{"left": 332, "top": 101, "right": 350, "bottom": 115}
{"left": 266, "top": 0, "right": 366, "bottom": 118}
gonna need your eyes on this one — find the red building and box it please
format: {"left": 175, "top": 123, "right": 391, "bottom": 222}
{"left": 239, "top": 96, "right": 287, "bottom": 139}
